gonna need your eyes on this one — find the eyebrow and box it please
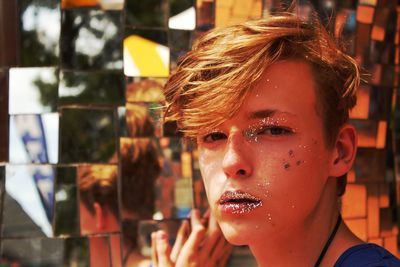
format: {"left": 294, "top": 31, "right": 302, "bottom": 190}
{"left": 247, "top": 109, "right": 297, "bottom": 119}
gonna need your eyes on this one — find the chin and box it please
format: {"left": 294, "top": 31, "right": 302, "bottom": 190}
{"left": 218, "top": 221, "right": 251, "bottom": 246}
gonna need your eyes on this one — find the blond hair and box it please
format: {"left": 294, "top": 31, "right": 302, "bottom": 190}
{"left": 164, "top": 12, "right": 360, "bottom": 148}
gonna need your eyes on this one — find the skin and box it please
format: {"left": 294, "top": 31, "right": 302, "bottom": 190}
{"left": 196, "top": 60, "right": 361, "bottom": 266}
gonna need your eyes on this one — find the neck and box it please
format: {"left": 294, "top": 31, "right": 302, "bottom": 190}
{"left": 250, "top": 181, "right": 359, "bottom": 267}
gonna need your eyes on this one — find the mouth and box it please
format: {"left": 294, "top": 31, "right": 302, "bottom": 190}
{"left": 218, "top": 190, "right": 262, "bottom": 214}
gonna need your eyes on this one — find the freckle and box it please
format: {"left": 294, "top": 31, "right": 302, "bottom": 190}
{"left": 288, "top": 150, "right": 294, "bottom": 157}
{"left": 296, "top": 160, "right": 304, "bottom": 166}
{"left": 284, "top": 163, "right": 290, "bottom": 170}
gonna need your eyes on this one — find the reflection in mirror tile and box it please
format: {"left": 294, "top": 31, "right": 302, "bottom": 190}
{"left": 18, "top": 0, "right": 60, "bottom": 67}
{"left": 1, "top": 238, "right": 64, "bottom": 266}
{"left": 9, "top": 113, "right": 59, "bottom": 164}
{"left": 169, "top": 0, "right": 195, "bottom": 30}
{"left": 0, "top": 165, "right": 4, "bottom": 226}
{"left": 120, "top": 138, "right": 161, "bottom": 220}
{"left": 121, "top": 219, "right": 182, "bottom": 266}
{"left": 196, "top": 0, "right": 215, "bottom": 31}
{"left": 126, "top": 77, "right": 166, "bottom": 103}
{"left": 125, "top": 103, "right": 163, "bottom": 137}
{"left": 124, "top": 29, "right": 169, "bottom": 77}
{"left": 61, "top": 9, "right": 123, "bottom": 70}
{"left": 64, "top": 237, "right": 90, "bottom": 266}
{"left": 78, "top": 164, "right": 120, "bottom": 235}
{"left": 0, "top": 70, "right": 8, "bottom": 162}
{"left": 61, "top": 0, "right": 124, "bottom": 10}
{"left": 354, "top": 148, "right": 386, "bottom": 182}
{"left": 9, "top": 67, "right": 58, "bottom": 114}
{"left": 87, "top": 236, "right": 112, "bottom": 267}
{"left": 215, "top": 0, "right": 262, "bottom": 27}
{"left": 4, "top": 165, "right": 54, "bottom": 237}
{"left": 169, "top": 30, "right": 193, "bottom": 70}
{"left": 59, "top": 108, "right": 117, "bottom": 163}
{"left": 125, "top": 0, "right": 167, "bottom": 27}
{"left": 54, "top": 166, "right": 79, "bottom": 236}
{"left": 59, "top": 70, "right": 124, "bottom": 106}
{"left": 120, "top": 137, "right": 192, "bottom": 220}
{"left": 110, "top": 234, "right": 122, "bottom": 267}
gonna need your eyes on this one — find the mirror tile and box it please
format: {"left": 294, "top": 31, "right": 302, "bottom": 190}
{"left": 18, "top": 0, "right": 60, "bottom": 67}
{"left": 125, "top": 0, "right": 167, "bottom": 27}
{"left": 196, "top": 0, "right": 215, "bottom": 31}
{"left": 124, "top": 29, "right": 169, "bottom": 77}
{"left": 0, "top": 70, "right": 8, "bottom": 162}
{"left": 169, "top": 0, "right": 195, "bottom": 30}
{"left": 126, "top": 77, "right": 166, "bottom": 103}
{"left": 59, "top": 108, "right": 117, "bottom": 163}
{"left": 0, "top": 238, "right": 65, "bottom": 265}
{"left": 78, "top": 164, "right": 120, "bottom": 235}
{"left": 9, "top": 67, "right": 58, "bottom": 114}
{"left": 53, "top": 166, "right": 80, "bottom": 236}
{"left": 4, "top": 165, "right": 54, "bottom": 238}
{"left": 62, "top": 0, "right": 124, "bottom": 10}
{"left": 125, "top": 103, "right": 163, "bottom": 138}
{"left": 61, "top": 9, "right": 123, "bottom": 70}
{"left": 9, "top": 113, "right": 59, "bottom": 164}
{"left": 59, "top": 70, "right": 124, "bottom": 106}
{"left": 120, "top": 137, "right": 192, "bottom": 220}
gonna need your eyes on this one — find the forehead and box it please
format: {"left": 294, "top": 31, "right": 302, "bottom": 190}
{"left": 239, "top": 59, "right": 319, "bottom": 119}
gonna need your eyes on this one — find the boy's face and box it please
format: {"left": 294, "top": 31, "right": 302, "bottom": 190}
{"left": 196, "top": 60, "right": 336, "bottom": 245}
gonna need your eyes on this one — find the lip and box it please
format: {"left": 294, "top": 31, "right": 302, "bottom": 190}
{"left": 218, "top": 190, "right": 262, "bottom": 214}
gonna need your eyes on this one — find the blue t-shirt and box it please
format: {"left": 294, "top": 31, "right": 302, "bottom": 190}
{"left": 334, "top": 243, "right": 400, "bottom": 267}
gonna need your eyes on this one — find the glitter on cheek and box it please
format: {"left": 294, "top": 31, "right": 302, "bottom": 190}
{"left": 284, "top": 162, "right": 290, "bottom": 170}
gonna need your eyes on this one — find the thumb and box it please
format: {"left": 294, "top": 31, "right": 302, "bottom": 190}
{"left": 155, "top": 230, "right": 174, "bottom": 267}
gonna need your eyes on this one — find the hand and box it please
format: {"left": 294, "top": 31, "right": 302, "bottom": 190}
{"left": 151, "top": 209, "right": 232, "bottom": 267}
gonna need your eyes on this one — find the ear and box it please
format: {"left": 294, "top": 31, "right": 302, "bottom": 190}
{"left": 328, "top": 124, "right": 357, "bottom": 178}
{"left": 94, "top": 202, "right": 105, "bottom": 231}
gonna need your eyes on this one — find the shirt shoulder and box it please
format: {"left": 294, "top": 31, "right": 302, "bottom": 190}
{"left": 334, "top": 243, "right": 400, "bottom": 267}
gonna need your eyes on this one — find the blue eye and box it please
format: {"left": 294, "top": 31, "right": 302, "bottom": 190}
{"left": 202, "top": 132, "right": 227, "bottom": 143}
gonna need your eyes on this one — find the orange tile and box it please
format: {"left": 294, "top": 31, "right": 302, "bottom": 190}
{"left": 368, "top": 237, "right": 383, "bottom": 246}
{"left": 345, "top": 218, "right": 368, "bottom": 241}
{"left": 350, "top": 86, "right": 370, "bottom": 119}
{"left": 379, "top": 208, "right": 396, "bottom": 237}
{"left": 379, "top": 184, "right": 389, "bottom": 208}
{"left": 341, "top": 184, "right": 367, "bottom": 219}
{"left": 383, "top": 236, "right": 398, "bottom": 256}
{"left": 348, "top": 169, "right": 356, "bottom": 183}
{"left": 376, "top": 121, "right": 387, "bottom": 149}
{"left": 367, "top": 185, "right": 380, "bottom": 238}
{"left": 357, "top": 5, "right": 375, "bottom": 24}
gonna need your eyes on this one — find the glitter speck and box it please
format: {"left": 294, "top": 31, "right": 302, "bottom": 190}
{"left": 284, "top": 163, "right": 290, "bottom": 170}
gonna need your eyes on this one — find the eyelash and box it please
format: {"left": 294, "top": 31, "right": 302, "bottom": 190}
{"left": 201, "top": 125, "right": 293, "bottom": 143}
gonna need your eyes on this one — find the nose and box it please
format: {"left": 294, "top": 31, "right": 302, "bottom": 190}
{"left": 222, "top": 134, "right": 253, "bottom": 179}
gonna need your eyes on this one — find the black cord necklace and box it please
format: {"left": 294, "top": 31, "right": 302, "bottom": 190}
{"left": 314, "top": 214, "right": 342, "bottom": 267}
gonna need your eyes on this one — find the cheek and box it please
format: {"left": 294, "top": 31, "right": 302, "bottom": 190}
{"left": 198, "top": 150, "right": 224, "bottom": 199}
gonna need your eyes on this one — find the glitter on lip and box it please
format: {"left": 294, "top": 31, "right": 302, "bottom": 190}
{"left": 218, "top": 190, "right": 262, "bottom": 214}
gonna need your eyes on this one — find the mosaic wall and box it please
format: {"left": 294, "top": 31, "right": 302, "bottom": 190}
{"left": 0, "top": 0, "right": 399, "bottom": 266}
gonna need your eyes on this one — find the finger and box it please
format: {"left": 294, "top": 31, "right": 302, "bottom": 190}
{"left": 155, "top": 230, "right": 174, "bottom": 267}
{"left": 201, "top": 225, "right": 225, "bottom": 256}
{"left": 210, "top": 236, "right": 232, "bottom": 264}
{"left": 175, "top": 210, "right": 206, "bottom": 264}
{"left": 201, "top": 209, "right": 211, "bottom": 226}
{"left": 151, "top": 232, "right": 159, "bottom": 267}
{"left": 217, "top": 243, "right": 233, "bottom": 267}
{"left": 170, "top": 219, "right": 190, "bottom": 263}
